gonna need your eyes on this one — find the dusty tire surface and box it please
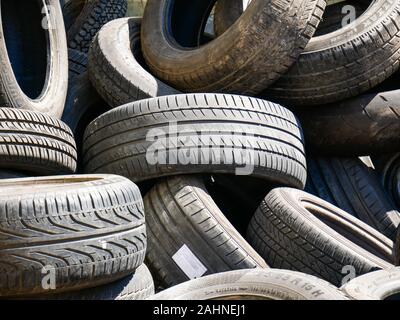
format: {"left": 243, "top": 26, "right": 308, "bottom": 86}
{"left": 83, "top": 94, "right": 307, "bottom": 188}
{"left": 67, "top": 0, "right": 128, "bottom": 53}
{"left": 141, "top": 0, "right": 325, "bottom": 95}
{"left": 0, "top": 0, "right": 68, "bottom": 118}
{"left": 149, "top": 269, "right": 348, "bottom": 300}
{"left": 0, "top": 108, "right": 77, "bottom": 175}
{"left": 297, "top": 90, "right": 400, "bottom": 155}
{"left": 145, "top": 175, "right": 268, "bottom": 287}
{"left": 247, "top": 188, "right": 394, "bottom": 287}
{"left": 341, "top": 267, "right": 400, "bottom": 300}
{"left": 0, "top": 174, "right": 147, "bottom": 298}
{"left": 305, "top": 157, "right": 400, "bottom": 240}
{"left": 44, "top": 264, "right": 154, "bottom": 300}
{"left": 264, "top": 0, "right": 400, "bottom": 106}
{"left": 88, "top": 17, "right": 179, "bottom": 108}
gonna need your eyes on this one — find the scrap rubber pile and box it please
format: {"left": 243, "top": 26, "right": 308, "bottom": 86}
{"left": 0, "top": 0, "right": 399, "bottom": 300}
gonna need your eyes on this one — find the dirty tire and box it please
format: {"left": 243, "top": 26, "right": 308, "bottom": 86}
{"left": 305, "top": 157, "right": 400, "bottom": 240}
{"left": 297, "top": 90, "right": 400, "bottom": 155}
{"left": 341, "top": 267, "right": 400, "bottom": 300}
{"left": 141, "top": 0, "right": 325, "bottom": 95}
{"left": 264, "top": 0, "right": 400, "bottom": 106}
{"left": 44, "top": 264, "right": 154, "bottom": 300}
{"left": 149, "top": 269, "right": 348, "bottom": 300}
{"left": 0, "top": 108, "right": 77, "bottom": 175}
{"left": 88, "top": 17, "right": 179, "bottom": 108}
{"left": 0, "top": 0, "right": 68, "bottom": 118}
{"left": 83, "top": 94, "right": 307, "bottom": 188}
{"left": 144, "top": 175, "right": 268, "bottom": 287}
{"left": 67, "top": 0, "right": 128, "bottom": 53}
{"left": 0, "top": 174, "right": 147, "bottom": 298}
{"left": 372, "top": 153, "right": 400, "bottom": 208}
{"left": 247, "top": 188, "right": 394, "bottom": 287}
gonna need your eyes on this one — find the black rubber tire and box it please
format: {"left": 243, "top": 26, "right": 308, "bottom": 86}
{"left": 149, "top": 269, "right": 348, "bottom": 300}
{"left": 341, "top": 267, "right": 400, "bottom": 300}
{"left": 144, "top": 175, "right": 268, "bottom": 288}
{"left": 63, "top": 63, "right": 103, "bottom": 134}
{"left": 247, "top": 188, "right": 394, "bottom": 287}
{"left": 297, "top": 91, "right": 400, "bottom": 156}
{"left": 68, "top": 49, "right": 88, "bottom": 82}
{"left": 0, "top": 0, "right": 68, "bottom": 118}
{"left": 67, "top": 0, "right": 128, "bottom": 53}
{"left": 0, "top": 108, "right": 77, "bottom": 175}
{"left": 141, "top": 0, "right": 325, "bottom": 95}
{"left": 264, "top": 0, "right": 400, "bottom": 106}
{"left": 88, "top": 17, "right": 179, "bottom": 108}
{"left": 42, "top": 264, "right": 154, "bottom": 300}
{"left": 62, "top": 0, "right": 85, "bottom": 32}
{"left": 83, "top": 94, "right": 307, "bottom": 188}
{"left": 372, "top": 153, "right": 400, "bottom": 208}
{"left": 305, "top": 157, "right": 400, "bottom": 241}
{"left": 0, "top": 174, "right": 146, "bottom": 298}
{"left": 0, "top": 170, "right": 27, "bottom": 179}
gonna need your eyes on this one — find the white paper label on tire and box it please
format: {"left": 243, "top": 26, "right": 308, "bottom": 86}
{"left": 172, "top": 244, "right": 207, "bottom": 280}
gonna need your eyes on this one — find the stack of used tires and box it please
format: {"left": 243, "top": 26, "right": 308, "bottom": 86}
{"left": 1, "top": 0, "right": 400, "bottom": 300}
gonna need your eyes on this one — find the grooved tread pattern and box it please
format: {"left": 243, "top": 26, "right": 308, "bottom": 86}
{"left": 141, "top": 0, "right": 325, "bottom": 95}
{"left": 0, "top": 174, "right": 146, "bottom": 297}
{"left": 0, "top": 108, "right": 77, "bottom": 174}
{"left": 144, "top": 175, "right": 267, "bottom": 287}
{"left": 266, "top": 0, "right": 400, "bottom": 105}
{"left": 67, "top": 0, "right": 127, "bottom": 53}
{"left": 82, "top": 94, "right": 307, "bottom": 188}
{"left": 305, "top": 157, "right": 400, "bottom": 240}
{"left": 247, "top": 188, "right": 393, "bottom": 287}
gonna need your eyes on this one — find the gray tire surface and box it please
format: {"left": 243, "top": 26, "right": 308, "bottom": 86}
{"left": 149, "top": 269, "right": 349, "bottom": 300}
{"left": 0, "top": 0, "right": 68, "bottom": 118}
{"left": 0, "top": 108, "right": 77, "bottom": 175}
{"left": 341, "top": 267, "right": 400, "bottom": 300}
{"left": 305, "top": 157, "right": 400, "bottom": 240}
{"left": 264, "top": 0, "right": 400, "bottom": 106}
{"left": 0, "top": 174, "right": 146, "bottom": 298}
{"left": 67, "top": 0, "right": 128, "bottom": 53}
{"left": 247, "top": 188, "right": 393, "bottom": 287}
{"left": 297, "top": 90, "right": 400, "bottom": 155}
{"left": 88, "top": 17, "right": 179, "bottom": 108}
{"left": 82, "top": 94, "right": 307, "bottom": 188}
{"left": 141, "top": 0, "right": 325, "bottom": 95}
{"left": 43, "top": 264, "right": 154, "bottom": 300}
{"left": 145, "top": 175, "right": 268, "bottom": 288}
